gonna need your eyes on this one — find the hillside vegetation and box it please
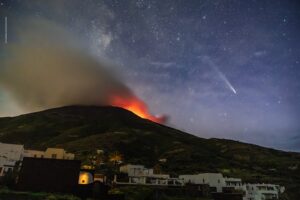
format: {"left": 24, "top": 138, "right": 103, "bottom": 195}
{"left": 0, "top": 106, "right": 299, "bottom": 199}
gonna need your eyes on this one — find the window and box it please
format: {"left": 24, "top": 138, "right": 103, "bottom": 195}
{"left": 52, "top": 154, "right": 57, "bottom": 159}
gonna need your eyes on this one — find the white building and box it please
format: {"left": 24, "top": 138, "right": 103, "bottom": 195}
{"left": 119, "top": 164, "right": 183, "bottom": 186}
{"left": 24, "top": 148, "right": 75, "bottom": 160}
{"left": 0, "top": 142, "right": 75, "bottom": 178}
{"left": 0, "top": 143, "right": 24, "bottom": 176}
{"left": 120, "top": 164, "right": 153, "bottom": 177}
{"left": 224, "top": 177, "right": 246, "bottom": 191}
{"left": 179, "top": 173, "right": 285, "bottom": 200}
{"left": 179, "top": 173, "right": 226, "bottom": 192}
{"left": 245, "top": 183, "right": 284, "bottom": 200}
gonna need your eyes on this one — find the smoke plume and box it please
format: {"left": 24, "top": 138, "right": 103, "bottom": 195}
{"left": 0, "top": 19, "right": 165, "bottom": 123}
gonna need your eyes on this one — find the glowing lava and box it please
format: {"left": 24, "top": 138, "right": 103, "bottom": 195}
{"left": 110, "top": 96, "right": 166, "bottom": 124}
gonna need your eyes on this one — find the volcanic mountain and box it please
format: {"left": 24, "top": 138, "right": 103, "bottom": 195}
{"left": 0, "top": 106, "right": 299, "bottom": 199}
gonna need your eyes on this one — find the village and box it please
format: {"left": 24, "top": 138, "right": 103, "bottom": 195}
{"left": 0, "top": 142, "right": 285, "bottom": 200}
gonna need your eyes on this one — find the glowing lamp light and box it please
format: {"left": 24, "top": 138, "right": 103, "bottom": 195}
{"left": 78, "top": 171, "right": 93, "bottom": 185}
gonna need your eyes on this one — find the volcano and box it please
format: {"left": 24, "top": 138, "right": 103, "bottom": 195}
{"left": 0, "top": 105, "right": 299, "bottom": 199}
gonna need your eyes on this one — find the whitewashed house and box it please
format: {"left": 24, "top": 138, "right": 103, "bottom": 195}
{"left": 224, "top": 177, "right": 246, "bottom": 191}
{"left": 245, "top": 183, "right": 284, "bottom": 200}
{"left": 0, "top": 142, "right": 75, "bottom": 178}
{"left": 119, "top": 164, "right": 183, "bottom": 186}
{"left": 179, "top": 172, "right": 285, "bottom": 199}
{"left": 0, "top": 142, "right": 24, "bottom": 176}
{"left": 119, "top": 164, "right": 167, "bottom": 184}
{"left": 120, "top": 164, "right": 153, "bottom": 177}
{"left": 179, "top": 173, "right": 226, "bottom": 192}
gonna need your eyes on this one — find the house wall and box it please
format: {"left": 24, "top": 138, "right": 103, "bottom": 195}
{"left": 24, "top": 148, "right": 75, "bottom": 160}
{"left": 0, "top": 143, "right": 24, "bottom": 161}
{"left": 44, "top": 148, "right": 65, "bottom": 159}
{"left": 179, "top": 173, "right": 225, "bottom": 192}
{"left": 224, "top": 177, "right": 245, "bottom": 191}
{"left": 0, "top": 143, "right": 75, "bottom": 178}
{"left": 120, "top": 164, "right": 145, "bottom": 176}
{"left": 245, "top": 184, "right": 280, "bottom": 200}
{"left": 24, "top": 150, "right": 45, "bottom": 158}
{"left": 0, "top": 143, "right": 24, "bottom": 176}
{"left": 119, "top": 164, "right": 175, "bottom": 186}
{"left": 0, "top": 161, "right": 14, "bottom": 176}
{"left": 65, "top": 153, "right": 75, "bottom": 160}
{"left": 17, "top": 157, "right": 81, "bottom": 193}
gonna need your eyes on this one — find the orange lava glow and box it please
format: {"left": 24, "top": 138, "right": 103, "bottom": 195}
{"left": 110, "top": 96, "right": 166, "bottom": 123}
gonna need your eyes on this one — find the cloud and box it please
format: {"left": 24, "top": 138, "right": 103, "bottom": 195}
{"left": 150, "top": 61, "right": 175, "bottom": 68}
{"left": 254, "top": 50, "right": 267, "bottom": 57}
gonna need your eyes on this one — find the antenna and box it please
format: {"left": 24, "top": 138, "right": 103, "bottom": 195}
{"left": 4, "top": 16, "right": 7, "bottom": 44}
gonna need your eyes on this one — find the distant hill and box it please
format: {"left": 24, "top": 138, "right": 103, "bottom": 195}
{"left": 0, "top": 106, "right": 299, "bottom": 199}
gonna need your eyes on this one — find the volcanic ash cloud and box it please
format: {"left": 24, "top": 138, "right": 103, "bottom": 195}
{"left": 0, "top": 19, "right": 165, "bottom": 123}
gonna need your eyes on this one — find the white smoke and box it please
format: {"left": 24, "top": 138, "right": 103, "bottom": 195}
{"left": 0, "top": 19, "right": 136, "bottom": 113}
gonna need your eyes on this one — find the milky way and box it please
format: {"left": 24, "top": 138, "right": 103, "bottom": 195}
{"left": 0, "top": 0, "right": 300, "bottom": 151}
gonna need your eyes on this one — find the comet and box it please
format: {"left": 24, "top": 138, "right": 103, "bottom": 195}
{"left": 214, "top": 67, "right": 237, "bottom": 94}
{"left": 201, "top": 56, "right": 237, "bottom": 95}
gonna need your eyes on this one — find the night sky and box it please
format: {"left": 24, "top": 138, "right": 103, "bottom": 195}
{"left": 0, "top": 0, "right": 300, "bottom": 151}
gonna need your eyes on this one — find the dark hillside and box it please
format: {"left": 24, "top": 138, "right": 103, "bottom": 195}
{"left": 0, "top": 106, "right": 299, "bottom": 199}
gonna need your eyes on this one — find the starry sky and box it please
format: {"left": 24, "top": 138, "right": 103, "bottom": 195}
{"left": 0, "top": 0, "right": 300, "bottom": 151}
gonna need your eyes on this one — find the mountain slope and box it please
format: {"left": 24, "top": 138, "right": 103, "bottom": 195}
{"left": 0, "top": 106, "right": 299, "bottom": 199}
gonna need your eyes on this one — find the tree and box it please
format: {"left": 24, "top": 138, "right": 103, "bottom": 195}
{"left": 109, "top": 151, "right": 123, "bottom": 165}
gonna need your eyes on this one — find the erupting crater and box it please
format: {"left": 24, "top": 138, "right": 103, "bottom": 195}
{"left": 110, "top": 96, "right": 166, "bottom": 124}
